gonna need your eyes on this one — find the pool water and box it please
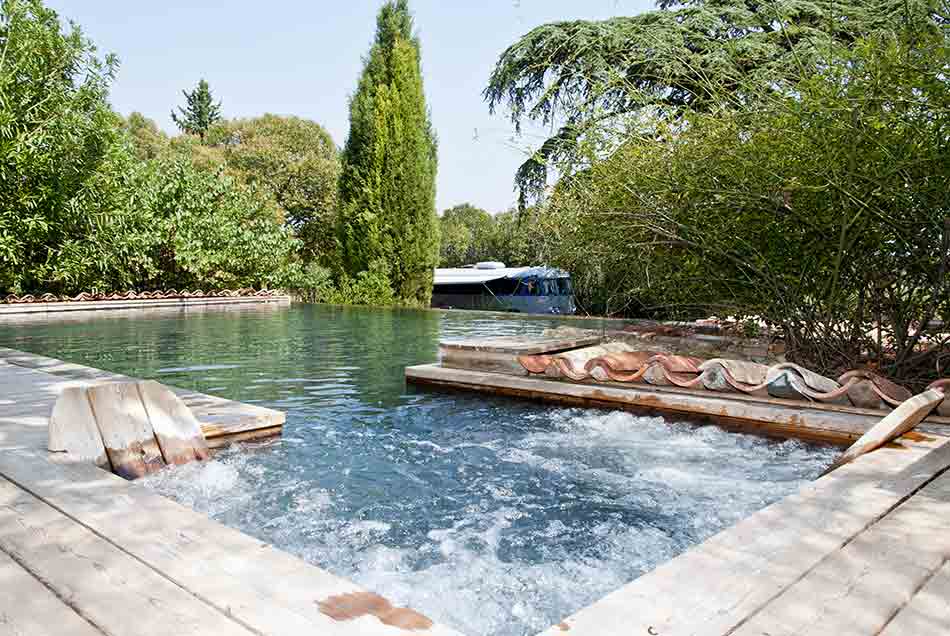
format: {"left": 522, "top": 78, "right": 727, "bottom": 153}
{"left": 0, "top": 304, "right": 837, "bottom": 636}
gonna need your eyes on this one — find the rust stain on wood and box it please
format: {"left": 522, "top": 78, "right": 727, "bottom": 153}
{"left": 884, "top": 442, "right": 908, "bottom": 450}
{"left": 317, "top": 592, "right": 433, "bottom": 631}
{"left": 900, "top": 430, "right": 936, "bottom": 443}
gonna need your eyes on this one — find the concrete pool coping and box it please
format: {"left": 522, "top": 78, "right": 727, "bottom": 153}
{"left": 2, "top": 349, "right": 950, "bottom": 634}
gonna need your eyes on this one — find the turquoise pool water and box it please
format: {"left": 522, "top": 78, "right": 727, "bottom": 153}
{"left": 0, "top": 304, "right": 837, "bottom": 636}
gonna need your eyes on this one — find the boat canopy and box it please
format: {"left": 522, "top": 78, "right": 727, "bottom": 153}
{"left": 433, "top": 266, "right": 568, "bottom": 286}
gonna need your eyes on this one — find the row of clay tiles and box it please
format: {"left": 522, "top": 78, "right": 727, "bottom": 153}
{"left": 2, "top": 289, "right": 283, "bottom": 304}
{"left": 519, "top": 342, "right": 950, "bottom": 416}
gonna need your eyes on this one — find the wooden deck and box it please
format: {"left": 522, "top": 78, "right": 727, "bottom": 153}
{"left": 0, "top": 348, "right": 284, "bottom": 449}
{"left": 0, "top": 350, "right": 463, "bottom": 636}
{"left": 539, "top": 433, "right": 950, "bottom": 635}
{"left": 0, "top": 295, "right": 291, "bottom": 316}
{"left": 407, "top": 363, "right": 950, "bottom": 446}
{"left": 2, "top": 348, "right": 949, "bottom": 634}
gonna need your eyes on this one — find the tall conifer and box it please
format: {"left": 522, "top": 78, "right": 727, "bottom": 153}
{"left": 171, "top": 79, "right": 222, "bottom": 140}
{"left": 338, "top": 0, "right": 439, "bottom": 305}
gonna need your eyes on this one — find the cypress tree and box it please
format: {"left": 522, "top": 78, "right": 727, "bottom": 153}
{"left": 338, "top": 0, "right": 439, "bottom": 305}
{"left": 171, "top": 79, "right": 222, "bottom": 140}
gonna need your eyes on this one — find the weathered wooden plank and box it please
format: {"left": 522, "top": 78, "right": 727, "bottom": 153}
{"left": 880, "top": 560, "right": 950, "bottom": 635}
{"left": 0, "top": 349, "right": 285, "bottom": 448}
{"left": 407, "top": 363, "right": 950, "bottom": 432}
{"left": 731, "top": 471, "right": 950, "bottom": 636}
{"left": 407, "top": 363, "right": 894, "bottom": 444}
{"left": 537, "top": 436, "right": 950, "bottom": 636}
{"left": 0, "top": 296, "right": 290, "bottom": 316}
{"left": 824, "top": 388, "right": 946, "bottom": 474}
{"left": 0, "top": 452, "right": 464, "bottom": 636}
{"left": 137, "top": 381, "right": 209, "bottom": 465}
{"left": 47, "top": 387, "right": 109, "bottom": 468}
{"left": 439, "top": 334, "right": 603, "bottom": 355}
{"left": 0, "top": 477, "right": 255, "bottom": 636}
{"left": 0, "top": 548, "right": 104, "bottom": 636}
{"left": 86, "top": 382, "right": 165, "bottom": 479}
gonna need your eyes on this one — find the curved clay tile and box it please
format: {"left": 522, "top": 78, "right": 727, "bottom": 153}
{"left": 838, "top": 370, "right": 913, "bottom": 409}
{"left": 545, "top": 342, "right": 633, "bottom": 381}
{"left": 585, "top": 351, "right": 654, "bottom": 382}
{"left": 649, "top": 354, "right": 705, "bottom": 374}
{"left": 695, "top": 359, "right": 770, "bottom": 394}
{"left": 928, "top": 379, "right": 949, "bottom": 416}
{"left": 638, "top": 354, "right": 705, "bottom": 387}
{"left": 765, "top": 364, "right": 847, "bottom": 403}
{"left": 518, "top": 354, "right": 553, "bottom": 375}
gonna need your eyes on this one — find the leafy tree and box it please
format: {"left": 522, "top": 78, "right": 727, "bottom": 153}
{"left": 171, "top": 79, "right": 222, "bottom": 140}
{"left": 540, "top": 29, "right": 950, "bottom": 386}
{"left": 0, "top": 0, "right": 120, "bottom": 293}
{"left": 486, "top": 208, "right": 537, "bottom": 267}
{"left": 53, "top": 155, "right": 302, "bottom": 292}
{"left": 122, "top": 112, "right": 169, "bottom": 160}
{"left": 484, "top": 0, "right": 947, "bottom": 206}
{"left": 206, "top": 115, "right": 341, "bottom": 260}
{"left": 439, "top": 203, "right": 493, "bottom": 266}
{"left": 338, "top": 0, "right": 439, "bottom": 305}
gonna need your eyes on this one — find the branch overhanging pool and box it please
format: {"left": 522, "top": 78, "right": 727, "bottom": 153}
{"left": 0, "top": 304, "right": 838, "bottom": 636}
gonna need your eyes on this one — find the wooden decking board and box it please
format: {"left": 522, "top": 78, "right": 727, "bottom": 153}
{"left": 0, "top": 296, "right": 291, "bottom": 316}
{"left": 0, "top": 349, "right": 283, "bottom": 450}
{"left": 0, "top": 547, "right": 104, "bottom": 636}
{"left": 880, "top": 560, "right": 950, "bottom": 635}
{"left": 0, "top": 451, "right": 463, "bottom": 636}
{"left": 407, "top": 363, "right": 949, "bottom": 445}
{"left": 0, "top": 476, "right": 255, "bottom": 636}
{"left": 538, "top": 436, "right": 950, "bottom": 636}
{"left": 731, "top": 471, "right": 950, "bottom": 635}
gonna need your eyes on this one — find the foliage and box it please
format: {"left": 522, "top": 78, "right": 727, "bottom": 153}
{"left": 0, "top": 1, "right": 308, "bottom": 296}
{"left": 50, "top": 154, "right": 303, "bottom": 292}
{"left": 437, "top": 204, "right": 541, "bottom": 268}
{"left": 484, "top": 0, "right": 948, "bottom": 206}
{"left": 439, "top": 203, "right": 494, "bottom": 267}
{"left": 317, "top": 259, "right": 396, "bottom": 306}
{"left": 122, "top": 112, "right": 169, "bottom": 160}
{"left": 540, "top": 30, "right": 950, "bottom": 386}
{"left": 206, "top": 115, "right": 341, "bottom": 260}
{"left": 0, "top": 0, "right": 120, "bottom": 293}
{"left": 338, "top": 0, "right": 439, "bottom": 305}
{"left": 171, "top": 78, "right": 222, "bottom": 140}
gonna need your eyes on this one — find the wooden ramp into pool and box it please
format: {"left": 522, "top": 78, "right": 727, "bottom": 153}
{"left": 0, "top": 347, "right": 284, "bottom": 449}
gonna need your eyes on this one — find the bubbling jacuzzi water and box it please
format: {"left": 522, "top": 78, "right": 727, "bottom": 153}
{"left": 0, "top": 304, "right": 837, "bottom": 636}
{"left": 143, "top": 409, "right": 835, "bottom": 636}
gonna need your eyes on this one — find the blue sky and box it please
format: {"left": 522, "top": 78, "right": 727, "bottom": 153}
{"left": 49, "top": 1, "right": 652, "bottom": 213}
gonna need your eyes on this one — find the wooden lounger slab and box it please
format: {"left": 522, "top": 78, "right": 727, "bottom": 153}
{"left": 86, "top": 382, "right": 166, "bottom": 479}
{"left": 138, "top": 380, "right": 210, "bottom": 465}
{"left": 46, "top": 386, "right": 109, "bottom": 468}
{"left": 0, "top": 348, "right": 285, "bottom": 450}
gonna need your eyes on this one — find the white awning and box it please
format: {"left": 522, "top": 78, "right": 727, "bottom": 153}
{"left": 433, "top": 267, "right": 530, "bottom": 285}
{"left": 433, "top": 266, "right": 570, "bottom": 286}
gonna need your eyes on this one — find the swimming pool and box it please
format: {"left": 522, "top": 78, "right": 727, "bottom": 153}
{"left": 0, "top": 304, "right": 837, "bottom": 636}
